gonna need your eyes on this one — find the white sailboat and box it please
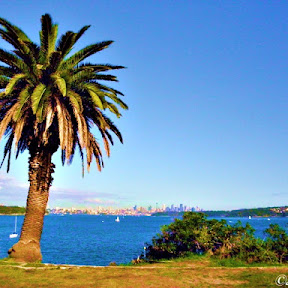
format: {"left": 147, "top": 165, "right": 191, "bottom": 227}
{"left": 9, "top": 216, "right": 18, "bottom": 238}
{"left": 115, "top": 216, "right": 120, "bottom": 222}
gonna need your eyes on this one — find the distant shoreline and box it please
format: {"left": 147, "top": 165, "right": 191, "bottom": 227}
{"left": 152, "top": 206, "right": 288, "bottom": 218}
{"left": 0, "top": 205, "right": 287, "bottom": 217}
{"left": 0, "top": 213, "right": 25, "bottom": 215}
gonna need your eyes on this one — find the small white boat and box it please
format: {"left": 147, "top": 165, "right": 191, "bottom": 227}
{"left": 115, "top": 216, "right": 120, "bottom": 222}
{"left": 9, "top": 216, "right": 18, "bottom": 238}
{"left": 248, "top": 216, "right": 251, "bottom": 219}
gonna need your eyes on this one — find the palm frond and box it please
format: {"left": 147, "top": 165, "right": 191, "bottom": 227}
{"left": 55, "top": 98, "right": 66, "bottom": 150}
{"left": 39, "top": 14, "right": 52, "bottom": 60}
{"left": 67, "top": 90, "right": 83, "bottom": 112}
{"left": 13, "top": 86, "right": 30, "bottom": 121}
{"left": 101, "top": 131, "right": 110, "bottom": 157}
{"left": 102, "top": 115, "right": 123, "bottom": 143}
{"left": 104, "top": 101, "right": 121, "bottom": 118}
{"left": 14, "top": 115, "right": 25, "bottom": 149}
{"left": 0, "top": 48, "right": 29, "bottom": 73}
{"left": 55, "top": 98, "right": 74, "bottom": 159}
{"left": 105, "top": 93, "right": 128, "bottom": 110}
{"left": 44, "top": 104, "right": 55, "bottom": 134}
{"left": 77, "top": 63, "right": 125, "bottom": 73}
{"left": 72, "top": 106, "right": 88, "bottom": 148}
{"left": 60, "top": 41, "right": 113, "bottom": 70}
{"left": 5, "top": 73, "right": 26, "bottom": 95}
{"left": 51, "top": 73, "right": 66, "bottom": 96}
{"left": 0, "top": 66, "right": 16, "bottom": 77}
{"left": 0, "top": 132, "right": 13, "bottom": 172}
{"left": 91, "top": 140, "right": 103, "bottom": 171}
{"left": 76, "top": 139, "right": 85, "bottom": 176}
{"left": 0, "top": 17, "right": 30, "bottom": 42}
{"left": 56, "top": 31, "right": 75, "bottom": 57}
{"left": 74, "top": 25, "right": 90, "bottom": 42}
{"left": 61, "top": 149, "right": 66, "bottom": 165}
{"left": 56, "top": 25, "right": 90, "bottom": 59}
{"left": 0, "top": 18, "right": 31, "bottom": 55}
{"left": 35, "top": 87, "right": 51, "bottom": 122}
{"left": 0, "top": 76, "right": 9, "bottom": 89}
{"left": 93, "top": 74, "right": 118, "bottom": 82}
{"left": 70, "top": 70, "right": 95, "bottom": 84}
{"left": 31, "top": 83, "right": 46, "bottom": 114}
{"left": 0, "top": 103, "right": 18, "bottom": 141}
{"left": 82, "top": 83, "right": 105, "bottom": 110}
{"left": 104, "top": 130, "right": 114, "bottom": 145}
{"left": 49, "top": 51, "right": 62, "bottom": 71}
{"left": 0, "top": 20, "right": 37, "bottom": 73}
{"left": 95, "top": 83, "right": 125, "bottom": 96}
{"left": 48, "top": 24, "right": 58, "bottom": 57}
{"left": 39, "top": 14, "right": 58, "bottom": 64}
{"left": 0, "top": 28, "right": 21, "bottom": 51}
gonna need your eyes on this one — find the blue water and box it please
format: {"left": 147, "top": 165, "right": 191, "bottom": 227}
{"left": 0, "top": 215, "right": 287, "bottom": 266}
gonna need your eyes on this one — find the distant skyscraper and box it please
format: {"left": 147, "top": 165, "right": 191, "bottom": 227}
{"left": 180, "top": 204, "right": 183, "bottom": 212}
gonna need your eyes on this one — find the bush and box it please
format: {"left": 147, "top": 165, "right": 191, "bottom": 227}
{"left": 265, "top": 224, "right": 288, "bottom": 263}
{"left": 145, "top": 212, "right": 287, "bottom": 264}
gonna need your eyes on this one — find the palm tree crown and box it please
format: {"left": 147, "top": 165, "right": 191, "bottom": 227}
{"left": 0, "top": 14, "right": 127, "bottom": 174}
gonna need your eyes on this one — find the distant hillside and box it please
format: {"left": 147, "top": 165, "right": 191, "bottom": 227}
{"left": 0, "top": 206, "right": 26, "bottom": 215}
{"left": 152, "top": 206, "right": 288, "bottom": 217}
{"left": 204, "top": 206, "right": 287, "bottom": 217}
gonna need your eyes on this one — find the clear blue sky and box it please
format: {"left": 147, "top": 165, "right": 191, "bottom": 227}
{"left": 0, "top": 1, "right": 287, "bottom": 210}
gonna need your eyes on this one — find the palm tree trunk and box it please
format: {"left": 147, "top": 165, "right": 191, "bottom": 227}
{"left": 8, "top": 149, "right": 55, "bottom": 262}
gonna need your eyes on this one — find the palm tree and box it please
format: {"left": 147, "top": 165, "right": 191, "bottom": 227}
{"left": 0, "top": 14, "right": 127, "bottom": 262}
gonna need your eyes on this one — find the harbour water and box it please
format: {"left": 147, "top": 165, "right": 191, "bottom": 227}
{"left": 0, "top": 215, "right": 287, "bottom": 266}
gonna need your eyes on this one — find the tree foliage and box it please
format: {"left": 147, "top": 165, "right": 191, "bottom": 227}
{"left": 145, "top": 212, "right": 287, "bottom": 264}
{"left": 265, "top": 224, "right": 288, "bottom": 263}
{"left": 0, "top": 14, "right": 127, "bottom": 174}
{"left": 0, "top": 205, "right": 25, "bottom": 214}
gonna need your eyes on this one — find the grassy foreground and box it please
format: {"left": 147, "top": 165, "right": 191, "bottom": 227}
{"left": 0, "top": 256, "right": 287, "bottom": 288}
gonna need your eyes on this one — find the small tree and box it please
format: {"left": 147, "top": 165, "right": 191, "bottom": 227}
{"left": 265, "top": 224, "right": 288, "bottom": 263}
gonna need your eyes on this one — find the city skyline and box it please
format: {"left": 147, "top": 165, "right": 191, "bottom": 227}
{"left": 47, "top": 202, "right": 202, "bottom": 216}
{"left": 0, "top": 1, "right": 287, "bottom": 210}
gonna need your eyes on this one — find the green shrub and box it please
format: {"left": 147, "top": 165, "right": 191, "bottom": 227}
{"left": 145, "top": 212, "right": 287, "bottom": 264}
{"left": 265, "top": 224, "right": 288, "bottom": 263}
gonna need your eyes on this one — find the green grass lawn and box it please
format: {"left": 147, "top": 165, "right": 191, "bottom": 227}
{"left": 0, "top": 256, "right": 287, "bottom": 288}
